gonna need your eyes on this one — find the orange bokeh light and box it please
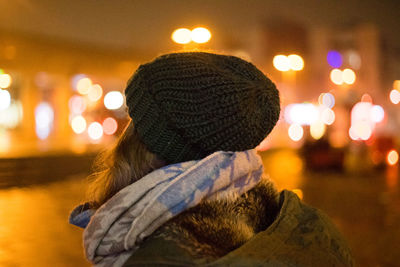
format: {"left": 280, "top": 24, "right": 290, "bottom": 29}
{"left": 102, "top": 117, "right": 118, "bottom": 135}
{"left": 387, "top": 150, "right": 399, "bottom": 166}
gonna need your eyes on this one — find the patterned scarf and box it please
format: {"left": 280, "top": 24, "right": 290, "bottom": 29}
{"left": 72, "top": 149, "right": 263, "bottom": 266}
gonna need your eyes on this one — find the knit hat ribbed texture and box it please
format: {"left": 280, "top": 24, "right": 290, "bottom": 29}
{"left": 125, "top": 52, "right": 280, "bottom": 164}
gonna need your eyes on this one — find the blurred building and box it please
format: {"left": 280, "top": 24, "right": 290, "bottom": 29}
{"left": 0, "top": 6, "right": 398, "bottom": 161}
{"left": 247, "top": 20, "right": 399, "bottom": 156}
{"left": 0, "top": 31, "right": 140, "bottom": 156}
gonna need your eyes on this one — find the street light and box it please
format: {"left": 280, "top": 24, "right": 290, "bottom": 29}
{"left": 329, "top": 68, "right": 356, "bottom": 85}
{"left": 330, "top": 69, "right": 343, "bottom": 85}
{"left": 387, "top": 150, "right": 399, "bottom": 166}
{"left": 273, "top": 55, "right": 290, "bottom": 72}
{"left": 287, "top": 54, "right": 304, "bottom": 71}
{"left": 191, "top": 27, "right": 211, "bottom": 43}
{"left": 171, "top": 28, "right": 192, "bottom": 44}
{"left": 342, "top": 68, "right": 356, "bottom": 84}
{"left": 171, "top": 27, "right": 212, "bottom": 44}
{"left": 273, "top": 54, "right": 304, "bottom": 72}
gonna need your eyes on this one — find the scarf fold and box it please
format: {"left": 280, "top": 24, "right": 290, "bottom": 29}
{"left": 75, "top": 149, "right": 263, "bottom": 266}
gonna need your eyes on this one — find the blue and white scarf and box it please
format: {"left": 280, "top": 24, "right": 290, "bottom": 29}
{"left": 70, "top": 149, "right": 264, "bottom": 266}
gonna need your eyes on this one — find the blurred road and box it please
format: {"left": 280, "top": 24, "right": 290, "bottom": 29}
{"left": 0, "top": 150, "right": 399, "bottom": 266}
{"left": 0, "top": 175, "right": 90, "bottom": 267}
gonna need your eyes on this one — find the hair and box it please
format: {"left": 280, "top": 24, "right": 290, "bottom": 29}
{"left": 87, "top": 120, "right": 166, "bottom": 209}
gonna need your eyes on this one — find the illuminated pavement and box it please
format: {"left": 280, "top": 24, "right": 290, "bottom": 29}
{"left": 0, "top": 151, "right": 399, "bottom": 266}
{"left": 0, "top": 175, "right": 90, "bottom": 267}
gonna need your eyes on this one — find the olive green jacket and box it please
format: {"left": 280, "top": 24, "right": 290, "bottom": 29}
{"left": 123, "top": 190, "right": 354, "bottom": 267}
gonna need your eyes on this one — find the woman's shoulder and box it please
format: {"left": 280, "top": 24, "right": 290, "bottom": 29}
{"left": 124, "top": 182, "right": 354, "bottom": 267}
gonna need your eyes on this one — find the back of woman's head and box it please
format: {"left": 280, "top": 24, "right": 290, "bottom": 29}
{"left": 88, "top": 52, "right": 280, "bottom": 208}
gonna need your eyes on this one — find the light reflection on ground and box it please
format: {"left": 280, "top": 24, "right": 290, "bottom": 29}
{"left": 0, "top": 151, "right": 399, "bottom": 266}
{"left": 0, "top": 175, "right": 90, "bottom": 267}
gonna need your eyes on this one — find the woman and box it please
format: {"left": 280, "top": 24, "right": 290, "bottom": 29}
{"left": 70, "top": 52, "right": 353, "bottom": 266}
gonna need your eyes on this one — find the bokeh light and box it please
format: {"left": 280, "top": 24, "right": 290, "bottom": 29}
{"left": 288, "top": 54, "right": 304, "bottom": 71}
{"left": 349, "top": 121, "right": 372, "bottom": 141}
{"left": 71, "top": 74, "right": 87, "bottom": 91}
{"left": 0, "top": 89, "right": 11, "bottom": 111}
{"left": 389, "top": 89, "right": 400, "bottom": 104}
{"left": 347, "top": 50, "right": 361, "bottom": 70}
{"left": 327, "top": 51, "right": 342, "bottom": 68}
{"left": 35, "top": 102, "right": 54, "bottom": 140}
{"left": 0, "top": 74, "right": 12, "bottom": 89}
{"left": 171, "top": 28, "right": 192, "bottom": 44}
{"left": 370, "top": 105, "right": 384, "bottom": 123}
{"left": 34, "top": 72, "right": 52, "bottom": 88}
{"left": 310, "top": 122, "right": 326, "bottom": 140}
{"left": 88, "top": 122, "right": 103, "bottom": 140}
{"left": 321, "top": 108, "right": 335, "bottom": 125}
{"left": 0, "top": 100, "right": 23, "bottom": 129}
{"left": 104, "top": 91, "right": 124, "bottom": 110}
{"left": 273, "top": 55, "right": 290, "bottom": 72}
{"left": 387, "top": 150, "right": 399, "bottom": 166}
{"left": 330, "top": 69, "right": 343, "bottom": 85}
{"left": 68, "top": 95, "right": 87, "bottom": 114}
{"left": 342, "top": 68, "right": 356, "bottom": 84}
{"left": 76, "top": 77, "right": 92, "bottom": 95}
{"left": 71, "top": 115, "right": 87, "bottom": 134}
{"left": 393, "top": 80, "right": 400, "bottom": 91}
{"left": 288, "top": 124, "right": 304, "bottom": 141}
{"left": 285, "top": 103, "right": 319, "bottom": 125}
{"left": 88, "top": 84, "right": 103, "bottom": 102}
{"left": 319, "top": 93, "right": 335, "bottom": 108}
{"left": 348, "top": 126, "right": 357, "bottom": 141}
{"left": 350, "top": 101, "right": 378, "bottom": 141}
{"left": 351, "top": 102, "right": 372, "bottom": 121}
{"left": 102, "top": 117, "right": 118, "bottom": 135}
{"left": 361, "top": 93, "right": 373, "bottom": 103}
{"left": 191, "top": 27, "right": 212, "bottom": 43}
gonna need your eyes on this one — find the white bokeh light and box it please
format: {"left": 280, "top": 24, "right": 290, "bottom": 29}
{"left": 171, "top": 28, "right": 192, "bottom": 44}
{"left": 285, "top": 103, "right": 319, "bottom": 125}
{"left": 0, "top": 89, "right": 11, "bottom": 111}
{"left": 310, "top": 122, "right": 326, "bottom": 140}
{"left": 0, "top": 74, "right": 12, "bottom": 89}
{"left": 273, "top": 55, "right": 290, "bottom": 72}
{"left": 371, "top": 105, "right": 384, "bottom": 123}
{"left": 88, "top": 122, "right": 103, "bottom": 140}
{"left": 287, "top": 54, "right": 304, "bottom": 71}
{"left": 288, "top": 124, "right": 304, "bottom": 141}
{"left": 191, "top": 27, "right": 212, "bottom": 43}
{"left": 321, "top": 108, "right": 335, "bottom": 125}
{"left": 104, "top": 91, "right": 124, "bottom": 110}
{"left": 71, "top": 115, "right": 87, "bottom": 134}
{"left": 389, "top": 89, "right": 400, "bottom": 104}
{"left": 35, "top": 102, "right": 54, "bottom": 140}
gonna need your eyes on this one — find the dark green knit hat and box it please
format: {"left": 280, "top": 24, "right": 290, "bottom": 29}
{"left": 125, "top": 52, "right": 280, "bottom": 163}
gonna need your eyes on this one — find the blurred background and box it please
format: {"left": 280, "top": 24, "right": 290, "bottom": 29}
{"left": 0, "top": 0, "right": 399, "bottom": 266}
